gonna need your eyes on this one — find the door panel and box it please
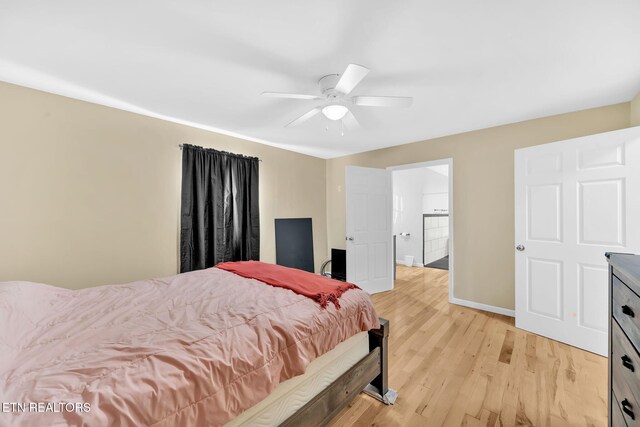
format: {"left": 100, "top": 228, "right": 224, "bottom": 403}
{"left": 515, "top": 126, "right": 640, "bottom": 355}
{"left": 578, "top": 179, "right": 625, "bottom": 246}
{"left": 527, "top": 258, "right": 563, "bottom": 319}
{"left": 578, "top": 143, "right": 624, "bottom": 169}
{"left": 373, "top": 243, "right": 387, "bottom": 279}
{"left": 346, "top": 166, "right": 393, "bottom": 294}
{"left": 354, "top": 244, "right": 368, "bottom": 282}
{"left": 353, "top": 194, "right": 368, "bottom": 231}
{"left": 369, "top": 194, "right": 387, "bottom": 231}
{"left": 527, "top": 184, "right": 562, "bottom": 242}
{"left": 577, "top": 263, "right": 608, "bottom": 332}
{"left": 527, "top": 152, "right": 562, "bottom": 175}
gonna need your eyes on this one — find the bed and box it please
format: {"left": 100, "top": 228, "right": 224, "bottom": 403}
{"left": 0, "top": 262, "right": 390, "bottom": 426}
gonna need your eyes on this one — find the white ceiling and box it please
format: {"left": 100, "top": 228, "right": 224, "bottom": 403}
{"left": 1, "top": 1, "right": 639, "bottom": 159}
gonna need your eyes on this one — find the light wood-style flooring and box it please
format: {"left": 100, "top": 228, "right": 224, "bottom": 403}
{"left": 329, "top": 265, "right": 608, "bottom": 426}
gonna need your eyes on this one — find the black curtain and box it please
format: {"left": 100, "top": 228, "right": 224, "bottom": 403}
{"left": 180, "top": 144, "right": 259, "bottom": 272}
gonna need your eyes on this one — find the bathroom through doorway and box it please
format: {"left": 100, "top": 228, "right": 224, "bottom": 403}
{"left": 389, "top": 159, "right": 453, "bottom": 294}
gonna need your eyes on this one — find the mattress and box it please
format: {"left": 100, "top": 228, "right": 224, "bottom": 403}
{"left": 226, "top": 331, "right": 370, "bottom": 426}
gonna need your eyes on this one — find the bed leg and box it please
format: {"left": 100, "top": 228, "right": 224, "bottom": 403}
{"left": 364, "top": 317, "right": 398, "bottom": 405}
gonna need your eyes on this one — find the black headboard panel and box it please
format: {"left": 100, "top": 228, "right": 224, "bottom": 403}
{"left": 274, "top": 218, "right": 314, "bottom": 272}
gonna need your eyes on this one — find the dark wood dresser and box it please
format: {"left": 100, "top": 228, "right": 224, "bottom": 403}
{"left": 608, "top": 253, "right": 640, "bottom": 426}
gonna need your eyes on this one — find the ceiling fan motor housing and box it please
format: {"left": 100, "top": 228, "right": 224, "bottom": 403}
{"left": 318, "top": 74, "right": 342, "bottom": 100}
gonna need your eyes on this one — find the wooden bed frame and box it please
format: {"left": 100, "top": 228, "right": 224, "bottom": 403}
{"left": 281, "top": 317, "right": 393, "bottom": 426}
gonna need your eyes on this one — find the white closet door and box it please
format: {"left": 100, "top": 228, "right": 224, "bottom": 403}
{"left": 515, "top": 126, "right": 640, "bottom": 355}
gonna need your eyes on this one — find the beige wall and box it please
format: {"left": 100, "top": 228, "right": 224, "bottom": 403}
{"left": 1, "top": 78, "right": 633, "bottom": 308}
{"left": 632, "top": 91, "right": 640, "bottom": 126}
{"left": 0, "top": 82, "right": 327, "bottom": 289}
{"left": 327, "top": 103, "right": 631, "bottom": 310}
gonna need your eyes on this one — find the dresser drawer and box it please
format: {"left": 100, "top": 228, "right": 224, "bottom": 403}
{"left": 613, "top": 276, "right": 640, "bottom": 352}
{"left": 613, "top": 320, "right": 640, "bottom": 400}
{"left": 613, "top": 343, "right": 640, "bottom": 427}
{"left": 613, "top": 390, "right": 630, "bottom": 427}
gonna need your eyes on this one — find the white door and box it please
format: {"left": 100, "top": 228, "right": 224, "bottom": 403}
{"left": 346, "top": 166, "right": 393, "bottom": 294}
{"left": 515, "top": 126, "right": 640, "bottom": 355}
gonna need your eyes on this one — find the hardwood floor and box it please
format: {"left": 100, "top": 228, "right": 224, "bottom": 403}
{"left": 329, "top": 265, "right": 608, "bottom": 426}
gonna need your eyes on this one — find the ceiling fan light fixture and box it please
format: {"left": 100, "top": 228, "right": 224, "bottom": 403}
{"left": 322, "top": 104, "right": 349, "bottom": 121}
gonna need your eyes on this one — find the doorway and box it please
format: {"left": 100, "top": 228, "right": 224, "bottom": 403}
{"left": 388, "top": 159, "right": 454, "bottom": 295}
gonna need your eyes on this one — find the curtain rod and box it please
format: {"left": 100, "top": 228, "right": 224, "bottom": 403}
{"left": 178, "top": 144, "right": 262, "bottom": 162}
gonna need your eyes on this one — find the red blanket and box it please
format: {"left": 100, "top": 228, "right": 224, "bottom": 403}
{"left": 216, "top": 261, "right": 359, "bottom": 309}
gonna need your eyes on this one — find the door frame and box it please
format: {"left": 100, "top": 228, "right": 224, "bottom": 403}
{"left": 387, "top": 158, "right": 454, "bottom": 303}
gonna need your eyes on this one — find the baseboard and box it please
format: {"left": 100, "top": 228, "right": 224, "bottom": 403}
{"left": 449, "top": 297, "right": 515, "bottom": 317}
{"left": 395, "top": 259, "right": 423, "bottom": 267}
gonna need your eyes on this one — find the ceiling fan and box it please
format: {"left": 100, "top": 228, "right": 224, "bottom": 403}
{"left": 262, "top": 64, "right": 413, "bottom": 130}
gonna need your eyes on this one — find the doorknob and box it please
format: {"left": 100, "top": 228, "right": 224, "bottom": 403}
{"left": 516, "top": 244, "right": 525, "bottom": 252}
{"left": 346, "top": 236, "right": 354, "bottom": 241}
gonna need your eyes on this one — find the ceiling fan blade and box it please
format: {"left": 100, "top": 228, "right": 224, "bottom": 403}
{"left": 352, "top": 96, "right": 413, "bottom": 107}
{"left": 342, "top": 110, "right": 360, "bottom": 130}
{"left": 262, "top": 92, "right": 320, "bottom": 100}
{"left": 285, "top": 107, "right": 322, "bottom": 127}
{"left": 335, "top": 64, "right": 370, "bottom": 95}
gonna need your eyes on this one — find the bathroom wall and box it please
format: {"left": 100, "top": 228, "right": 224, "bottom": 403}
{"left": 422, "top": 166, "right": 450, "bottom": 264}
{"left": 422, "top": 167, "right": 449, "bottom": 214}
{"left": 424, "top": 215, "right": 449, "bottom": 265}
{"left": 392, "top": 168, "right": 424, "bottom": 266}
{"left": 393, "top": 166, "right": 449, "bottom": 266}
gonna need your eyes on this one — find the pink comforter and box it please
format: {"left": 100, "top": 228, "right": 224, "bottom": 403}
{"left": 0, "top": 267, "right": 380, "bottom": 426}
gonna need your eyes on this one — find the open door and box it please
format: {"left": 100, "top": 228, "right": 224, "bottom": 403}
{"left": 515, "top": 126, "right": 640, "bottom": 355}
{"left": 346, "top": 166, "right": 393, "bottom": 294}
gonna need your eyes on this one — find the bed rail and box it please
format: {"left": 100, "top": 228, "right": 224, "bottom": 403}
{"left": 281, "top": 317, "right": 394, "bottom": 427}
